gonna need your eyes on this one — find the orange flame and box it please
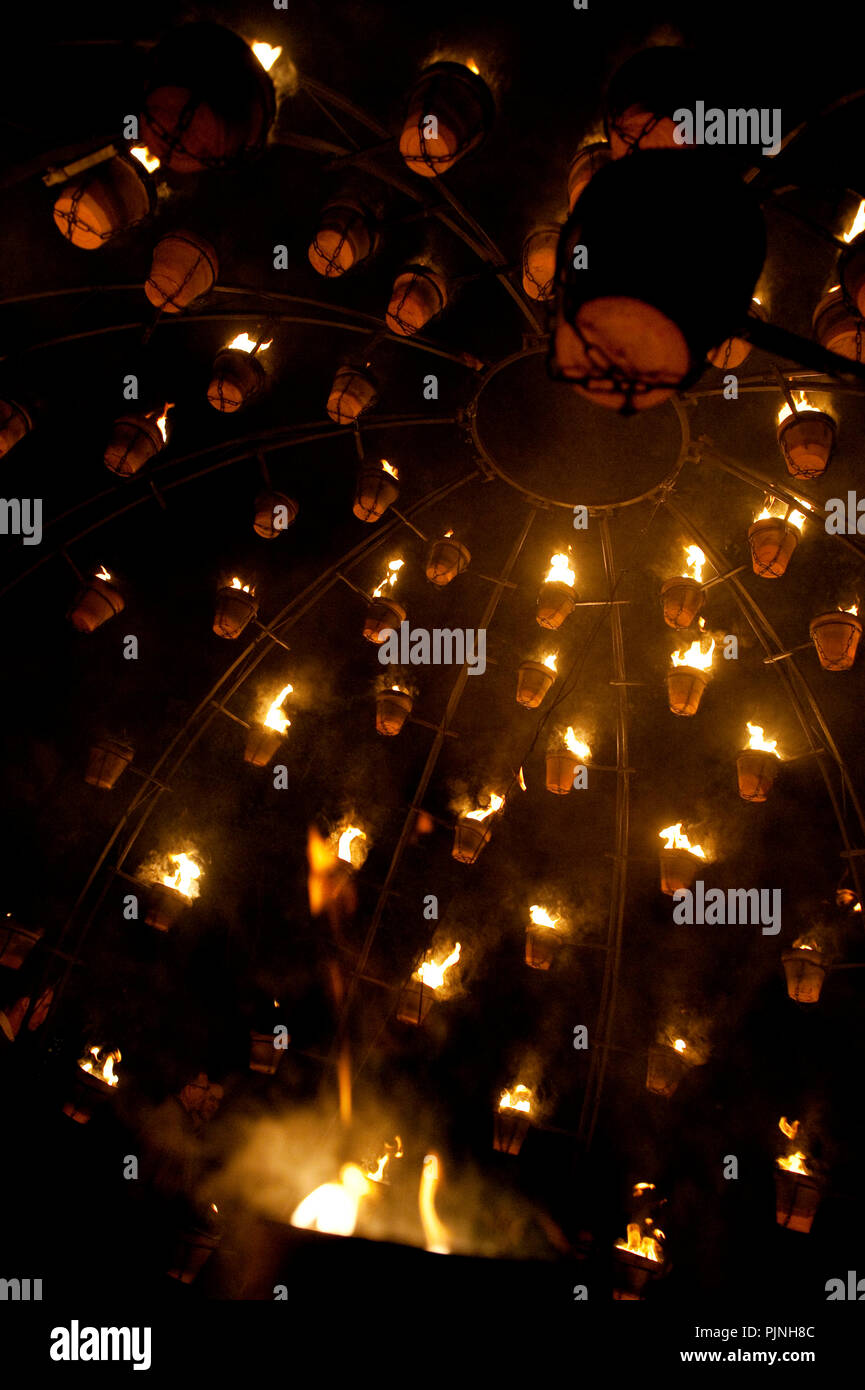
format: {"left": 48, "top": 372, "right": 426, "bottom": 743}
{"left": 659, "top": 823, "right": 706, "bottom": 859}
{"left": 465, "top": 792, "right": 504, "bottom": 823}
{"left": 499, "top": 1083, "right": 532, "bottom": 1113}
{"left": 78, "top": 1044, "right": 121, "bottom": 1087}
{"left": 415, "top": 943, "right": 461, "bottom": 990}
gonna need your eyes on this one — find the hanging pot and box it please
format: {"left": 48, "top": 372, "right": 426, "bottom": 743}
{"left": 0, "top": 400, "right": 32, "bottom": 458}
{"left": 525, "top": 925, "right": 560, "bottom": 970}
{"left": 660, "top": 576, "right": 704, "bottom": 630}
{"left": 521, "top": 227, "right": 560, "bottom": 302}
{"left": 399, "top": 61, "right": 493, "bottom": 178}
{"left": 144, "top": 882, "right": 187, "bottom": 932}
{"left": 840, "top": 232, "right": 865, "bottom": 318}
{"left": 207, "top": 349, "right": 266, "bottom": 413}
{"left": 84, "top": 738, "right": 135, "bottom": 789}
{"left": 706, "top": 300, "right": 765, "bottom": 370}
{"left": 244, "top": 726, "right": 284, "bottom": 767}
{"left": 774, "top": 1169, "right": 822, "bottom": 1234}
{"left": 777, "top": 410, "right": 836, "bottom": 480}
{"left": 666, "top": 666, "right": 710, "bottom": 716}
{"left": 545, "top": 750, "right": 579, "bottom": 795}
{"left": 213, "top": 585, "right": 258, "bottom": 638}
{"left": 425, "top": 536, "right": 470, "bottom": 586}
{"left": 104, "top": 415, "right": 165, "bottom": 477}
{"left": 139, "top": 22, "right": 275, "bottom": 173}
{"left": 566, "top": 141, "right": 611, "bottom": 212}
{"left": 0, "top": 919, "right": 43, "bottom": 970}
{"left": 659, "top": 847, "right": 702, "bottom": 896}
{"left": 736, "top": 748, "right": 778, "bottom": 802}
{"left": 376, "top": 689, "right": 413, "bottom": 735}
{"left": 249, "top": 1030, "right": 284, "bottom": 1075}
{"left": 604, "top": 46, "right": 704, "bottom": 158}
{"left": 67, "top": 575, "right": 124, "bottom": 632}
{"left": 328, "top": 366, "right": 379, "bottom": 425}
{"left": 386, "top": 266, "right": 447, "bottom": 336}
{"left": 536, "top": 581, "right": 576, "bottom": 630}
{"left": 612, "top": 1246, "right": 667, "bottom": 1299}
{"left": 493, "top": 1108, "right": 530, "bottom": 1155}
{"left": 363, "top": 598, "right": 405, "bottom": 645}
{"left": 646, "top": 1042, "right": 691, "bottom": 1097}
{"left": 781, "top": 948, "right": 827, "bottom": 1004}
{"left": 396, "top": 978, "right": 435, "bottom": 1025}
{"left": 53, "top": 155, "right": 153, "bottom": 249}
{"left": 748, "top": 519, "right": 798, "bottom": 578}
{"left": 353, "top": 463, "right": 399, "bottom": 522}
{"left": 146, "top": 229, "right": 218, "bottom": 311}
{"left": 452, "top": 818, "right": 491, "bottom": 863}
{"left": 810, "top": 611, "right": 862, "bottom": 671}
{"left": 62, "top": 1068, "right": 118, "bottom": 1125}
{"left": 308, "top": 199, "right": 372, "bottom": 277}
{"left": 253, "top": 490, "right": 298, "bottom": 538}
{"left": 812, "top": 289, "right": 863, "bottom": 362}
{"left": 516, "top": 659, "right": 556, "bottom": 708}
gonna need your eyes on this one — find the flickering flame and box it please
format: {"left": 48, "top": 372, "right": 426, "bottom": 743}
{"left": 230, "top": 576, "right": 254, "bottom": 594}
{"left": 499, "top": 1084, "right": 532, "bottom": 1114}
{"left": 843, "top": 199, "right": 865, "bottom": 244}
{"left": 670, "top": 637, "right": 715, "bottom": 671}
{"left": 251, "top": 41, "right": 282, "bottom": 71}
{"left": 264, "top": 683, "right": 293, "bottom": 734}
{"left": 752, "top": 295, "right": 762, "bottom": 307}
{"left": 372, "top": 558, "right": 404, "bottom": 599}
{"left": 465, "top": 792, "right": 504, "bottom": 822}
{"left": 380, "top": 459, "right": 399, "bottom": 479}
{"left": 290, "top": 1163, "right": 373, "bottom": 1236}
{"left": 777, "top": 391, "right": 818, "bottom": 426}
{"left": 684, "top": 545, "right": 705, "bottom": 584}
{"left": 673, "top": 1038, "right": 687, "bottom": 1054}
{"left": 777, "top": 1151, "right": 810, "bottom": 1175}
{"left": 226, "top": 332, "right": 273, "bottom": 354}
{"left": 130, "top": 146, "right": 160, "bottom": 173}
{"left": 95, "top": 565, "right": 112, "bottom": 583}
{"left": 542, "top": 652, "right": 558, "bottom": 672}
{"left": 517, "top": 766, "right": 527, "bottom": 791}
{"left": 78, "top": 1044, "right": 121, "bottom": 1087}
{"left": 746, "top": 722, "right": 778, "bottom": 755}
{"left": 563, "top": 727, "right": 591, "bottom": 759}
{"left": 337, "top": 826, "right": 365, "bottom": 864}
{"left": 365, "top": 1136, "right": 403, "bottom": 1184}
{"left": 779, "top": 1116, "right": 799, "bottom": 1141}
{"left": 842, "top": 602, "right": 860, "bottom": 616}
{"left": 162, "top": 852, "right": 202, "bottom": 899}
{"left": 544, "top": 551, "right": 575, "bottom": 587}
{"left": 415, "top": 943, "right": 461, "bottom": 990}
{"left": 792, "top": 934, "right": 819, "bottom": 951}
{"left": 444, "top": 529, "right": 454, "bottom": 539}
{"left": 615, "top": 1222, "right": 663, "bottom": 1263}
{"left": 155, "top": 403, "right": 173, "bottom": 443}
{"left": 529, "top": 904, "right": 559, "bottom": 930}
{"left": 419, "top": 1153, "right": 451, "bottom": 1254}
{"left": 855, "top": 903, "right": 862, "bottom": 913}
{"left": 466, "top": 58, "right": 480, "bottom": 74}
{"left": 659, "top": 823, "right": 706, "bottom": 859}
{"left": 633, "top": 1183, "right": 656, "bottom": 1194}
{"left": 787, "top": 510, "right": 807, "bottom": 533}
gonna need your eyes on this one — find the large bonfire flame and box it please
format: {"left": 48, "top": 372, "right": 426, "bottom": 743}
{"left": 684, "top": 545, "right": 705, "bottom": 584}
{"left": 670, "top": 637, "right": 715, "bottom": 671}
{"left": 419, "top": 1153, "right": 451, "bottom": 1254}
{"left": 746, "top": 721, "right": 778, "bottom": 755}
{"left": 372, "top": 559, "right": 404, "bottom": 599}
{"left": 415, "top": 943, "right": 461, "bottom": 990}
{"left": 544, "top": 550, "right": 575, "bottom": 587}
{"left": 78, "top": 1044, "right": 121, "bottom": 1087}
{"left": 465, "top": 792, "right": 504, "bottom": 823}
{"left": 264, "top": 683, "right": 293, "bottom": 734}
{"left": 499, "top": 1083, "right": 532, "bottom": 1113}
{"left": 225, "top": 332, "right": 273, "bottom": 354}
{"left": 659, "top": 823, "right": 706, "bottom": 859}
{"left": 162, "top": 852, "right": 202, "bottom": 900}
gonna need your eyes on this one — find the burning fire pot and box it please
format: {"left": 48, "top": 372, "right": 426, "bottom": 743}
{"left": 376, "top": 687, "right": 413, "bottom": 736}
{"left": 748, "top": 514, "right": 801, "bottom": 579}
{"left": 363, "top": 599, "right": 406, "bottom": 645}
{"left": 812, "top": 287, "right": 863, "bottom": 363}
{"left": 453, "top": 795, "right": 501, "bottom": 863}
{"left": 253, "top": 490, "right": 298, "bottom": 539}
{"left": 810, "top": 609, "right": 862, "bottom": 671}
{"left": 354, "top": 460, "right": 399, "bottom": 522}
{"left": 525, "top": 906, "right": 562, "bottom": 970}
{"left": 646, "top": 1041, "right": 692, "bottom": 1097}
{"left": 327, "top": 366, "right": 379, "bottom": 425}
{"left": 85, "top": 737, "right": 135, "bottom": 789}
{"left": 425, "top": 533, "right": 470, "bottom": 586}
{"left": 567, "top": 141, "right": 612, "bottom": 212}
{"left": 207, "top": 345, "right": 267, "bottom": 412}
{"left": 546, "top": 728, "right": 590, "bottom": 794}
{"left": 612, "top": 1225, "right": 668, "bottom": 1299}
{"left": 245, "top": 684, "right": 291, "bottom": 766}
{"left": 399, "top": 61, "right": 493, "bottom": 178}
{"left": 386, "top": 266, "right": 447, "bottom": 336}
{"left": 666, "top": 637, "right": 714, "bottom": 716}
{"left": 249, "top": 1029, "right": 286, "bottom": 1075}
{"left": 213, "top": 579, "right": 258, "bottom": 638}
{"left": 0, "top": 918, "right": 43, "bottom": 970}
{"left": 144, "top": 883, "right": 187, "bottom": 932}
{"left": 782, "top": 946, "right": 828, "bottom": 1004}
{"left": 777, "top": 400, "right": 836, "bottom": 480}
{"left": 737, "top": 724, "right": 779, "bottom": 802}
{"left": 521, "top": 227, "right": 560, "bottom": 302}
{"left": 62, "top": 1046, "right": 121, "bottom": 1124}
{"left": 658, "top": 824, "right": 705, "bottom": 895}
{"left": 0, "top": 399, "right": 32, "bottom": 458}
{"left": 493, "top": 1086, "right": 533, "bottom": 1154}
{"left": 840, "top": 216, "right": 865, "bottom": 317}
{"left": 775, "top": 1167, "right": 823, "bottom": 1234}
{"left": 67, "top": 568, "right": 124, "bottom": 632}
{"left": 146, "top": 230, "right": 218, "bottom": 311}
{"left": 53, "top": 154, "right": 153, "bottom": 250}
{"left": 398, "top": 944, "right": 460, "bottom": 1024}
{"left": 309, "top": 197, "right": 373, "bottom": 278}
{"left": 661, "top": 546, "right": 705, "bottom": 628}
{"left": 103, "top": 412, "right": 167, "bottom": 477}
{"left": 516, "top": 657, "right": 556, "bottom": 708}
{"left": 537, "top": 550, "right": 577, "bottom": 628}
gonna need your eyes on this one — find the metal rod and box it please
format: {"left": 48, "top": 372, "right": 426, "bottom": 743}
{"left": 772, "top": 363, "right": 800, "bottom": 417}
{"left": 701, "top": 565, "right": 748, "bottom": 590}
{"left": 763, "top": 642, "right": 814, "bottom": 664}
{"left": 407, "top": 716, "right": 458, "bottom": 737}
{"left": 125, "top": 766, "right": 172, "bottom": 791}
{"left": 209, "top": 700, "right": 250, "bottom": 730}
{"left": 336, "top": 572, "right": 372, "bottom": 602}
{"left": 252, "top": 619, "right": 292, "bottom": 652}
{"left": 471, "top": 571, "right": 518, "bottom": 589}
{"left": 390, "top": 506, "right": 428, "bottom": 541}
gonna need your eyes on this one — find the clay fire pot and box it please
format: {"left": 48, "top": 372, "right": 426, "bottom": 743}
{"left": 213, "top": 585, "right": 258, "bottom": 638}
{"left": 706, "top": 300, "right": 765, "bottom": 371}
{"left": 545, "top": 750, "right": 580, "bottom": 795}
{"left": 782, "top": 949, "right": 828, "bottom": 1004}
{"left": 659, "top": 847, "right": 702, "bottom": 896}
{"left": 646, "top": 1042, "right": 692, "bottom": 1097}
{"left": 0, "top": 919, "right": 43, "bottom": 970}
{"left": 327, "top": 366, "right": 379, "bottom": 425}
{"left": 774, "top": 1169, "right": 822, "bottom": 1234}
{"left": 376, "top": 689, "right": 413, "bottom": 736}
{"left": 810, "top": 611, "right": 862, "bottom": 671}
{"left": 144, "top": 882, "right": 186, "bottom": 932}
{"left": 167, "top": 1228, "right": 220, "bottom": 1283}
{"left": 777, "top": 410, "right": 836, "bottom": 480}
{"left": 244, "top": 726, "right": 284, "bottom": 767}
{"left": 399, "top": 61, "right": 493, "bottom": 179}
{"left": 525, "top": 925, "right": 560, "bottom": 970}
{"left": 363, "top": 599, "right": 405, "bottom": 645}
{"left": 566, "top": 141, "right": 612, "bottom": 213}
{"left": 736, "top": 748, "right": 778, "bottom": 802}
{"left": 386, "top": 267, "right": 447, "bottom": 336}
{"left": 139, "top": 22, "right": 275, "bottom": 174}
{"left": 552, "top": 151, "right": 765, "bottom": 412}
{"left": 666, "top": 666, "right": 710, "bottom": 717}
{"left": 62, "top": 1068, "right": 117, "bottom": 1125}
{"left": 84, "top": 738, "right": 135, "bottom": 789}
{"left": 612, "top": 1248, "right": 667, "bottom": 1299}
{"left": 207, "top": 349, "right": 266, "bottom": 413}
{"left": 253, "top": 490, "right": 298, "bottom": 538}
{"left": 396, "top": 977, "right": 435, "bottom": 1026}
{"left": 660, "top": 576, "right": 704, "bottom": 630}
{"left": 452, "top": 818, "right": 492, "bottom": 864}
{"left": 812, "top": 289, "right": 863, "bottom": 362}
{"left": 516, "top": 659, "right": 556, "bottom": 709}
{"left": 53, "top": 155, "right": 152, "bottom": 249}
{"left": 536, "top": 581, "right": 576, "bottom": 630}
{"left": 0, "top": 400, "right": 32, "bottom": 458}
{"left": 748, "top": 519, "right": 799, "bottom": 578}
{"left": 425, "top": 536, "right": 470, "bottom": 586}
{"left": 604, "top": 46, "right": 703, "bottom": 159}
{"left": 353, "top": 464, "right": 399, "bottom": 523}
{"left": 104, "top": 415, "right": 165, "bottom": 477}
{"left": 249, "top": 1030, "right": 285, "bottom": 1075}
{"left": 67, "top": 576, "right": 124, "bottom": 633}
{"left": 840, "top": 232, "right": 865, "bottom": 319}
{"left": 493, "top": 1108, "right": 531, "bottom": 1155}
{"left": 308, "top": 200, "right": 372, "bottom": 278}
{"left": 146, "top": 230, "right": 218, "bottom": 311}
{"left": 521, "top": 227, "right": 560, "bottom": 302}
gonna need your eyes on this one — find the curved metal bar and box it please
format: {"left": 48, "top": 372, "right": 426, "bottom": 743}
{"left": 687, "top": 375, "right": 865, "bottom": 400}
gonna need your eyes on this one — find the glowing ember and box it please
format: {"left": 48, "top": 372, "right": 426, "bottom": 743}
{"left": 673, "top": 1038, "right": 687, "bottom": 1054}
{"left": 365, "top": 1136, "right": 403, "bottom": 1184}
{"left": 94, "top": 565, "right": 112, "bottom": 583}
{"left": 777, "top": 390, "right": 819, "bottom": 427}
{"left": 746, "top": 722, "right": 778, "bottom": 755}
{"left": 465, "top": 58, "right": 480, "bottom": 74}
{"left": 499, "top": 1084, "right": 532, "bottom": 1114}
{"left": 563, "top": 727, "right": 591, "bottom": 759}
{"left": 443, "top": 529, "right": 454, "bottom": 539}
{"left": 372, "top": 558, "right": 404, "bottom": 599}
{"left": 670, "top": 637, "right": 715, "bottom": 671}
{"left": 130, "top": 146, "right": 160, "bottom": 173}
{"left": 779, "top": 1117, "right": 799, "bottom": 1141}
{"left": 290, "top": 1163, "right": 373, "bottom": 1236}
{"left": 162, "top": 852, "right": 202, "bottom": 899}
{"left": 264, "top": 683, "right": 293, "bottom": 734}
{"left": 415, "top": 942, "right": 461, "bottom": 990}
{"left": 659, "top": 823, "right": 706, "bottom": 859}
{"left": 529, "top": 904, "right": 559, "bottom": 929}
{"left": 225, "top": 332, "right": 272, "bottom": 354}
{"left": 842, "top": 602, "right": 860, "bottom": 616}
{"left": 230, "top": 576, "right": 254, "bottom": 593}
{"left": 419, "top": 1153, "right": 451, "bottom": 1254}
{"left": 78, "top": 1044, "right": 121, "bottom": 1087}
{"left": 154, "top": 403, "right": 173, "bottom": 443}
{"left": 380, "top": 459, "right": 399, "bottom": 479}
{"left": 777, "top": 1151, "right": 810, "bottom": 1175}
{"left": 542, "top": 652, "right": 558, "bottom": 672}
{"left": 684, "top": 545, "right": 705, "bottom": 584}
{"left": 251, "top": 41, "right": 282, "bottom": 71}
{"left": 792, "top": 934, "right": 819, "bottom": 951}
{"left": 544, "top": 551, "right": 575, "bottom": 587}
{"left": 843, "top": 199, "right": 865, "bottom": 244}
{"left": 615, "top": 1222, "right": 663, "bottom": 1263}
{"left": 465, "top": 792, "right": 504, "bottom": 823}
